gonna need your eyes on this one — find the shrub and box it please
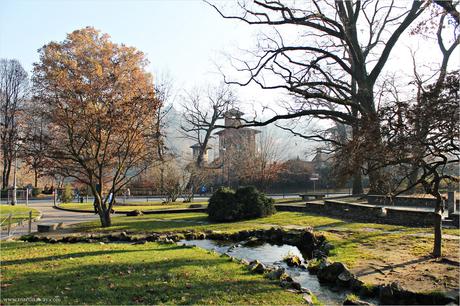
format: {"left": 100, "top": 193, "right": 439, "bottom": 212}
{"left": 31, "top": 188, "right": 43, "bottom": 197}
{"left": 61, "top": 184, "right": 74, "bottom": 203}
{"left": 207, "top": 186, "right": 275, "bottom": 222}
{"left": 207, "top": 187, "right": 238, "bottom": 222}
{"left": 235, "top": 186, "right": 275, "bottom": 219}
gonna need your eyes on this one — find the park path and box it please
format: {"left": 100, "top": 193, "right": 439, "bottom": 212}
{"left": 1, "top": 201, "right": 99, "bottom": 240}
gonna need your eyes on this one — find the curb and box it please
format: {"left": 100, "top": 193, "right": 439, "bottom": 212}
{"left": 53, "top": 205, "right": 207, "bottom": 215}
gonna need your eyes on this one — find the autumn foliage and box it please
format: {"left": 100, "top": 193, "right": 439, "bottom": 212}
{"left": 33, "top": 27, "right": 160, "bottom": 226}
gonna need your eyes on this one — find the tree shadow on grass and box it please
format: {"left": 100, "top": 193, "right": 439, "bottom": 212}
{"left": 1, "top": 244, "right": 186, "bottom": 266}
{"left": 327, "top": 229, "right": 401, "bottom": 250}
{"left": 355, "top": 256, "right": 433, "bottom": 277}
{"left": 314, "top": 221, "right": 349, "bottom": 230}
{"left": 1, "top": 247, "right": 298, "bottom": 305}
{"left": 77, "top": 214, "right": 211, "bottom": 233}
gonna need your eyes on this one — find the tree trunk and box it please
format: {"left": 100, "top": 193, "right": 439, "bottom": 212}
{"left": 92, "top": 192, "right": 111, "bottom": 227}
{"left": 2, "top": 158, "right": 11, "bottom": 189}
{"left": 1, "top": 170, "right": 6, "bottom": 190}
{"left": 432, "top": 196, "right": 443, "bottom": 257}
{"left": 368, "top": 168, "right": 388, "bottom": 194}
{"left": 352, "top": 169, "right": 363, "bottom": 195}
{"left": 34, "top": 169, "right": 38, "bottom": 188}
{"left": 433, "top": 212, "right": 442, "bottom": 257}
{"left": 99, "top": 209, "right": 112, "bottom": 227}
{"left": 406, "top": 166, "right": 419, "bottom": 194}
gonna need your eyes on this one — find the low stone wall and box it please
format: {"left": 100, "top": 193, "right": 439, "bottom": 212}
{"left": 275, "top": 203, "right": 324, "bottom": 214}
{"left": 367, "top": 195, "right": 439, "bottom": 209}
{"left": 450, "top": 212, "right": 459, "bottom": 227}
{"left": 385, "top": 208, "right": 436, "bottom": 227}
{"left": 277, "top": 200, "right": 438, "bottom": 227}
{"left": 323, "top": 200, "right": 385, "bottom": 223}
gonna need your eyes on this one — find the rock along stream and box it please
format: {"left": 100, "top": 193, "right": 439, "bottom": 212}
{"left": 180, "top": 239, "right": 359, "bottom": 305}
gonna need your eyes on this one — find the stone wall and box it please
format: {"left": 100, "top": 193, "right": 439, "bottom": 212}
{"left": 451, "top": 212, "right": 459, "bottom": 227}
{"left": 323, "top": 200, "right": 385, "bottom": 223}
{"left": 276, "top": 203, "right": 323, "bottom": 214}
{"left": 385, "top": 208, "right": 436, "bottom": 227}
{"left": 277, "top": 200, "right": 438, "bottom": 227}
{"left": 367, "top": 195, "right": 439, "bottom": 208}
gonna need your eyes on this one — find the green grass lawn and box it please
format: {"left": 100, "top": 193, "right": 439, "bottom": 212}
{"left": 119, "top": 200, "right": 209, "bottom": 206}
{"left": 0, "top": 205, "right": 40, "bottom": 228}
{"left": 59, "top": 197, "right": 302, "bottom": 212}
{"left": 59, "top": 202, "right": 208, "bottom": 212}
{"left": 72, "top": 211, "right": 460, "bottom": 268}
{"left": 73, "top": 212, "right": 345, "bottom": 234}
{"left": 1, "top": 241, "right": 307, "bottom": 305}
{"left": 273, "top": 197, "right": 303, "bottom": 203}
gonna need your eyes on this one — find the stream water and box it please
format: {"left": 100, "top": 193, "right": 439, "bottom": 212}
{"left": 179, "top": 239, "right": 352, "bottom": 305}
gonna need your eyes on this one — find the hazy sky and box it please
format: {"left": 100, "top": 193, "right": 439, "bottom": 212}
{"left": 2, "top": 0, "right": 458, "bottom": 106}
{"left": 1, "top": 1, "right": 249, "bottom": 88}
{"left": 2, "top": 0, "right": 458, "bottom": 159}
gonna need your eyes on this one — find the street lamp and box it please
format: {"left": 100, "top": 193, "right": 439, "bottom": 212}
{"left": 11, "top": 146, "right": 18, "bottom": 205}
{"left": 221, "top": 147, "right": 226, "bottom": 186}
{"left": 310, "top": 173, "right": 319, "bottom": 193}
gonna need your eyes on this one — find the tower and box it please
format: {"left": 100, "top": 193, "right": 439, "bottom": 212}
{"left": 214, "top": 109, "right": 260, "bottom": 186}
{"left": 190, "top": 143, "right": 211, "bottom": 164}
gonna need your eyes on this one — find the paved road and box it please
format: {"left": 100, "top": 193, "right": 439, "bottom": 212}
{"left": 1, "top": 202, "right": 99, "bottom": 240}
{"left": 0, "top": 193, "right": 350, "bottom": 206}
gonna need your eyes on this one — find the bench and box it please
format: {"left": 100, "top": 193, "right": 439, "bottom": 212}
{"left": 37, "top": 222, "right": 64, "bottom": 233}
{"left": 299, "top": 193, "right": 325, "bottom": 200}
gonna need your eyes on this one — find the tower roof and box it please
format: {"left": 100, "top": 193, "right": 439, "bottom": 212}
{"left": 224, "top": 108, "right": 244, "bottom": 118}
{"left": 214, "top": 127, "right": 260, "bottom": 135}
{"left": 190, "top": 143, "right": 211, "bottom": 150}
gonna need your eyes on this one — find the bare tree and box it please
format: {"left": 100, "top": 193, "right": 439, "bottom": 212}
{"left": 153, "top": 72, "right": 174, "bottom": 161}
{"left": 20, "top": 99, "right": 51, "bottom": 187}
{"left": 180, "top": 83, "right": 237, "bottom": 168}
{"left": 159, "top": 156, "right": 187, "bottom": 203}
{"left": 379, "top": 70, "right": 459, "bottom": 257}
{"left": 0, "top": 59, "right": 28, "bottom": 189}
{"left": 208, "top": 0, "right": 451, "bottom": 194}
{"left": 377, "top": 7, "right": 459, "bottom": 257}
{"left": 237, "top": 129, "right": 285, "bottom": 191}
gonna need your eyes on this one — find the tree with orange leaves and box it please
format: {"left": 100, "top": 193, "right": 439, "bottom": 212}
{"left": 33, "top": 27, "right": 161, "bottom": 227}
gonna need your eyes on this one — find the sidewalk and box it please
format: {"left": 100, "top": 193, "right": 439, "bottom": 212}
{"left": 1, "top": 202, "right": 98, "bottom": 240}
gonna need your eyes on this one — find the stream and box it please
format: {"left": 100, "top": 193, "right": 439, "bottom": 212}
{"left": 180, "top": 239, "right": 354, "bottom": 305}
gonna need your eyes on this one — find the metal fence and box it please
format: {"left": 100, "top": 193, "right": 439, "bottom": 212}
{"left": 0, "top": 211, "right": 34, "bottom": 238}
{"left": 0, "top": 189, "right": 31, "bottom": 205}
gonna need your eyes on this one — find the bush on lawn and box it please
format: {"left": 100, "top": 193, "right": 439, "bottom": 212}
{"left": 32, "top": 188, "right": 43, "bottom": 197}
{"left": 236, "top": 186, "right": 276, "bottom": 219}
{"left": 207, "top": 187, "right": 238, "bottom": 222}
{"left": 207, "top": 186, "right": 275, "bottom": 222}
{"left": 61, "top": 184, "right": 74, "bottom": 203}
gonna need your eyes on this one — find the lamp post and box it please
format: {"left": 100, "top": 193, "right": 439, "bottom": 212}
{"left": 221, "top": 147, "right": 226, "bottom": 186}
{"left": 11, "top": 149, "right": 18, "bottom": 205}
{"left": 310, "top": 173, "right": 319, "bottom": 193}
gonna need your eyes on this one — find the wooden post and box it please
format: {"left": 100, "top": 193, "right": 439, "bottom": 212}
{"left": 28, "top": 211, "right": 32, "bottom": 233}
{"left": 26, "top": 189, "right": 29, "bottom": 206}
{"left": 7, "top": 213, "right": 12, "bottom": 236}
{"left": 53, "top": 190, "right": 57, "bottom": 207}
